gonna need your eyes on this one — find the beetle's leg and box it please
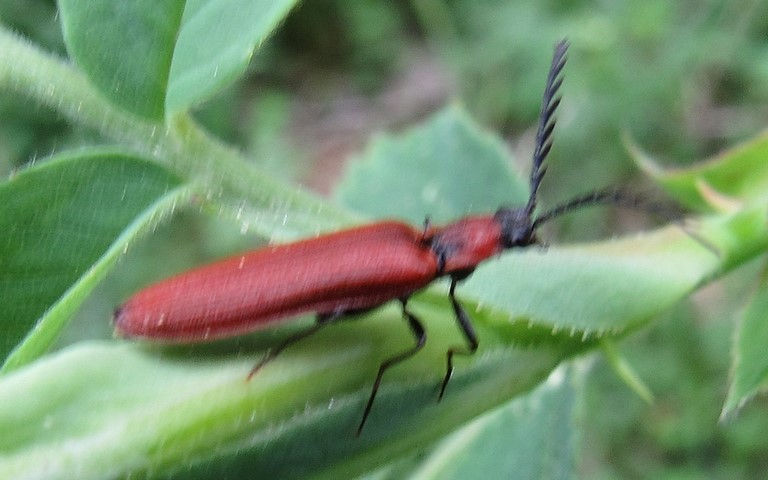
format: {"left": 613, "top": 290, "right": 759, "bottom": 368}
{"left": 358, "top": 299, "right": 426, "bottom": 435}
{"left": 439, "top": 278, "right": 479, "bottom": 399}
{"left": 247, "top": 311, "right": 345, "bottom": 380}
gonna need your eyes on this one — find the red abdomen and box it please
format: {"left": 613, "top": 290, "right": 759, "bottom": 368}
{"left": 115, "top": 222, "right": 439, "bottom": 342}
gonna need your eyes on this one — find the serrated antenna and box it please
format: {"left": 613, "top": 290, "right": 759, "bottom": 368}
{"left": 525, "top": 40, "right": 569, "bottom": 216}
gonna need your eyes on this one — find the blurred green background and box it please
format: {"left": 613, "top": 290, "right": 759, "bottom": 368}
{"left": 2, "top": 0, "right": 767, "bottom": 477}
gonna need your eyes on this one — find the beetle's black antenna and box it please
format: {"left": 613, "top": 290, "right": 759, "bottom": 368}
{"left": 532, "top": 188, "right": 633, "bottom": 228}
{"left": 526, "top": 40, "right": 569, "bottom": 217}
{"left": 532, "top": 187, "right": 720, "bottom": 255}
{"left": 533, "top": 186, "right": 694, "bottom": 229}
{"left": 523, "top": 41, "right": 718, "bottom": 255}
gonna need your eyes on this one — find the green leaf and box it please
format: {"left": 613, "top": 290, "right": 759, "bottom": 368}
{"left": 58, "top": 0, "right": 185, "bottom": 120}
{"left": 0, "top": 27, "right": 353, "bottom": 240}
{"left": 57, "top": 1, "right": 302, "bottom": 119}
{"left": 339, "top": 107, "right": 768, "bottom": 341}
{"left": 722, "top": 262, "right": 768, "bottom": 418}
{"left": 337, "top": 105, "right": 526, "bottom": 224}
{"left": 630, "top": 131, "right": 768, "bottom": 212}
{"left": 461, "top": 205, "right": 768, "bottom": 337}
{"left": 410, "top": 364, "right": 583, "bottom": 480}
{"left": 1, "top": 129, "right": 766, "bottom": 477}
{"left": 600, "top": 338, "right": 653, "bottom": 404}
{"left": 0, "top": 313, "right": 563, "bottom": 479}
{"left": 166, "top": 0, "right": 301, "bottom": 114}
{"left": 0, "top": 151, "right": 187, "bottom": 371}
{"left": 1, "top": 207, "right": 763, "bottom": 478}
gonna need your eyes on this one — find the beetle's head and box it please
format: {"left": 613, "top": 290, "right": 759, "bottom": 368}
{"left": 494, "top": 207, "right": 538, "bottom": 248}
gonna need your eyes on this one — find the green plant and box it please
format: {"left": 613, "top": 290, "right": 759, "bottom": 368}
{"left": 1, "top": 2, "right": 767, "bottom": 479}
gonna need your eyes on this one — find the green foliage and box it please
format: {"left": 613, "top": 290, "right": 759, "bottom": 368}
{"left": 404, "top": 364, "right": 584, "bottom": 480}
{"left": 414, "top": 0, "right": 768, "bottom": 197}
{"left": 166, "top": 0, "right": 301, "bottom": 114}
{"left": 59, "top": 0, "right": 185, "bottom": 119}
{"left": 1, "top": 1, "right": 768, "bottom": 478}
{"left": 724, "top": 267, "right": 768, "bottom": 418}
{"left": 633, "top": 131, "right": 768, "bottom": 212}
{"left": 336, "top": 106, "right": 527, "bottom": 223}
{"left": 0, "top": 151, "right": 187, "bottom": 370}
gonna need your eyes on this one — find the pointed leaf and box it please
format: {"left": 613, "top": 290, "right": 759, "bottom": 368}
{"left": 630, "top": 131, "right": 768, "bottom": 211}
{"left": 461, "top": 205, "right": 768, "bottom": 338}
{"left": 166, "top": 0, "right": 301, "bottom": 114}
{"left": 0, "top": 151, "right": 187, "bottom": 371}
{"left": 723, "top": 263, "right": 768, "bottom": 418}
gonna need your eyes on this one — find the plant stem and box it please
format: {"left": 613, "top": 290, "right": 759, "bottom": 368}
{"left": 0, "top": 26, "right": 356, "bottom": 237}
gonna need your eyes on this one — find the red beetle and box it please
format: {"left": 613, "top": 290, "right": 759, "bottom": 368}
{"left": 116, "top": 40, "right": 609, "bottom": 433}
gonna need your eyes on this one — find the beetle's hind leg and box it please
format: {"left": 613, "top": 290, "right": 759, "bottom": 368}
{"left": 358, "top": 298, "right": 426, "bottom": 435}
{"left": 247, "top": 311, "right": 346, "bottom": 380}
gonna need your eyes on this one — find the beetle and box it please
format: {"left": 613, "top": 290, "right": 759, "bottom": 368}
{"left": 115, "top": 40, "right": 618, "bottom": 433}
